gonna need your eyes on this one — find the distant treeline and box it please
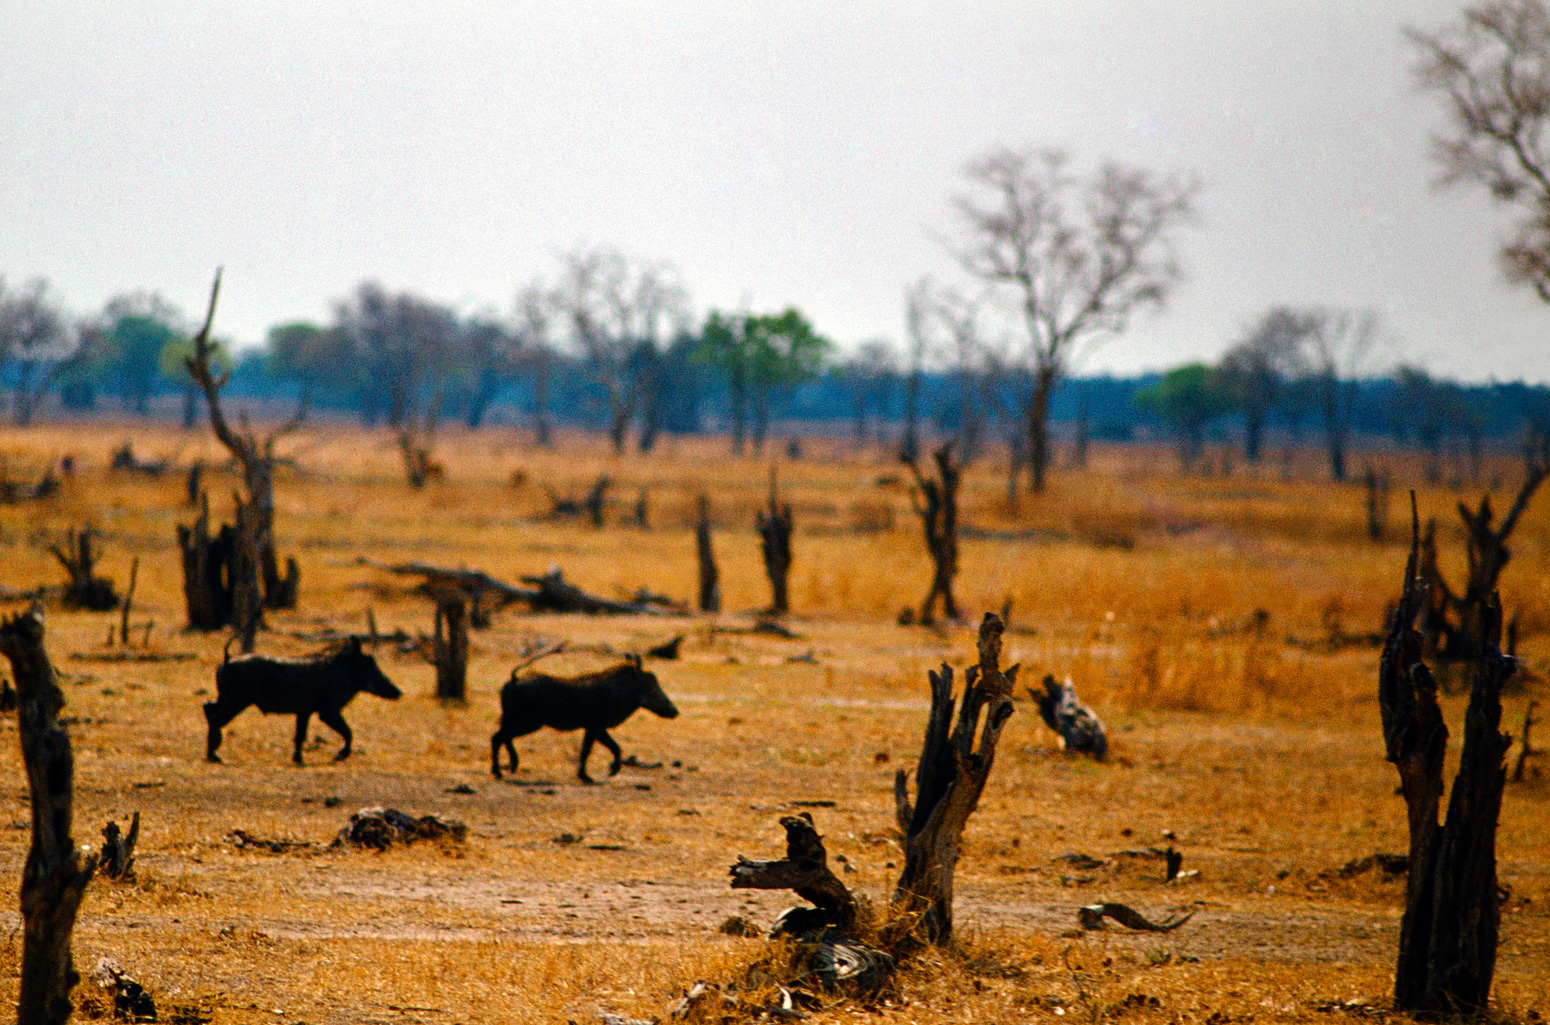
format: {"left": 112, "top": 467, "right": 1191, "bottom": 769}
{"left": 2, "top": 272, "right": 1546, "bottom": 465}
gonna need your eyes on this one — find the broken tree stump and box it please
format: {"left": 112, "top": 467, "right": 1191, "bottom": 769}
{"left": 695, "top": 494, "right": 721, "bottom": 614}
{"left": 0, "top": 603, "right": 99, "bottom": 1025}
{"left": 177, "top": 492, "right": 235, "bottom": 632}
{"left": 1381, "top": 496, "right": 1516, "bottom": 1014}
{"left": 903, "top": 443, "right": 962, "bottom": 625}
{"left": 890, "top": 611, "right": 1016, "bottom": 945}
{"left": 756, "top": 468, "right": 794, "bottom": 616}
{"left": 731, "top": 813, "right": 858, "bottom": 935}
{"left": 48, "top": 526, "right": 118, "bottom": 612}
{"left": 432, "top": 592, "right": 469, "bottom": 704}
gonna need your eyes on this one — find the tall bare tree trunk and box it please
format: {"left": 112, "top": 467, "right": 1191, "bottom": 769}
{"left": 1382, "top": 502, "right": 1515, "bottom": 1014}
{"left": 1027, "top": 367, "right": 1055, "bottom": 492}
{"left": 889, "top": 612, "right": 1016, "bottom": 945}
{"left": 0, "top": 604, "right": 99, "bottom": 1025}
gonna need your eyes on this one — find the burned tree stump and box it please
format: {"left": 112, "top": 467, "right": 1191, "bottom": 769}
{"left": 177, "top": 492, "right": 235, "bottom": 632}
{"left": 0, "top": 604, "right": 99, "bottom": 1025}
{"left": 757, "top": 469, "right": 793, "bottom": 615}
{"left": 1381, "top": 497, "right": 1516, "bottom": 1014}
{"left": 695, "top": 494, "right": 721, "bottom": 614}
{"left": 904, "top": 443, "right": 962, "bottom": 625}
{"left": 432, "top": 593, "right": 469, "bottom": 704}
{"left": 890, "top": 612, "right": 1016, "bottom": 945}
{"left": 185, "top": 459, "right": 202, "bottom": 506}
{"left": 48, "top": 526, "right": 118, "bottom": 612}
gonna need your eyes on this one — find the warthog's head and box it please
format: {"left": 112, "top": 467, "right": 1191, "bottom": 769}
{"left": 625, "top": 652, "right": 678, "bottom": 719}
{"left": 339, "top": 637, "right": 402, "bottom": 700}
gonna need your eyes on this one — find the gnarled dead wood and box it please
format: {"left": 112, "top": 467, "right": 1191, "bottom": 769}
{"left": 1418, "top": 426, "right": 1549, "bottom": 669}
{"left": 730, "top": 813, "right": 857, "bottom": 934}
{"left": 108, "top": 441, "right": 168, "bottom": 476}
{"left": 890, "top": 611, "right": 1016, "bottom": 945}
{"left": 183, "top": 269, "right": 304, "bottom": 624}
{"left": 757, "top": 468, "right": 794, "bottom": 615}
{"left": 177, "top": 493, "right": 235, "bottom": 632}
{"left": 0, "top": 603, "right": 99, "bottom": 1025}
{"left": 1382, "top": 495, "right": 1516, "bottom": 1014}
{"left": 903, "top": 443, "right": 962, "bottom": 625}
{"left": 519, "top": 568, "right": 674, "bottom": 616}
{"left": 48, "top": 526, "right": 118, "bottom": 611}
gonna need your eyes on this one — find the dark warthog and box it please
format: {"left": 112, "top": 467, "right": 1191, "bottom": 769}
{"left": 205, "top": 637, "right": 402, "bottom": 765}
{"left": 491, "top": 653, "right": 679, "bottom": 783}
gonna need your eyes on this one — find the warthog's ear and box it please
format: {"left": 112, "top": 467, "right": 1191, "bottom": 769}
{"left": 625, "top": 652, "right": 642, "bottom": 669}
{"left": 346, "top": 636, "right": 363, "bottom": 654}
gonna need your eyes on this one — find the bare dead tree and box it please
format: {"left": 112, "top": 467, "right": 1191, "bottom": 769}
{"left": 554, "top": 247, "right": 688, "bottom": 454}
{"left": 0, "top": 604, "right": 99, "bottom": 1025}
{"left": 1301, "top": 308, "right": 1379, "bottom": 482}
{"left": 1411, "top": 0, "right": 1550, "bottom": 303}
{"left": 1380, "top": 498, "right": 1516, "bottom": 1014}
{"left": 183, "top": 270, "right": 304, "bottom": 642}
{"left": 757, "top": 468, "right": 794, "bottom": 615}
{"left": 1219, "top": 307, "right": 1314, "bottom": 462}
{"left": 696, "top": 494, "right": 721, "bottom": 613}
{"left": 904, "top": 443, "right": 962, "bottom": 624}
{"left": 951, "top": 148, "right": 1197, "bottom": 491}
{"left": 0, "top": 278, "right": 83, "bottom": 427}
{"left": 901, "top": 278, "right": 934, "bottom": 462}
{"left": 889, "top": 612, "right": 1017, "bottom": 945}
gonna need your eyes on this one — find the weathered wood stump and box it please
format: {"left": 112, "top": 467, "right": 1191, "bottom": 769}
{"left": 695, "top": 494, "right": 721, "bottom": 614}
{"left": 756, "top": 470, "right": 793, "bottom": 615}
{"left": 731, "top": 813, "right": 857, "bottom": 934}
{"left": 889, "top": 611, "right": 1016, "bottom": 945}
{"left": 904, "top": 443, "right": 962, "bottom": 625}
{"left": 177, "top": 492, "right": 235, "bottom": 632}
{"left": 1381, "top": 498, "right": 1516, "bottom": 1014}
{"left": 0, "top": 603, "right": 99, "bottom": 1025}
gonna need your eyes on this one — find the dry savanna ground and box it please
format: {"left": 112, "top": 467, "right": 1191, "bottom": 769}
{"left": 0, "top": 421, "right": 1544, "bottom": 1025}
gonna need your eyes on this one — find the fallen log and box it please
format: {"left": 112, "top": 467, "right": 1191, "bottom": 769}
{"left": 1077, "top": 903, "right": 1195, "bottom": 932}
{"left": 731, "top": 813, "right": 857, "bottom": 934}
{"left": 518, "top": 568, "right": 675, "bottom": 616}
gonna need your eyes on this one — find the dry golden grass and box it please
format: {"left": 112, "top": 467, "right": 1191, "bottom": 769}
{"left": 0, "top": 420, "right": 1543, "bottom": 1024}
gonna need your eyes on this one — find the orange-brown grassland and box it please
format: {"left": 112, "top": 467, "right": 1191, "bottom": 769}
{"left": 0, "top": 422, "right": 1544, "bottom": 1025}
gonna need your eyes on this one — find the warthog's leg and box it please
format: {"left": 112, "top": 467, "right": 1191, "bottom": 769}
{"left": 577, "top": 730, "right": 599, "bottom": 784}
{"left": 319, "top": 707, "right": 353, "bottom": 761}
{"left": 490, "top": 728, "right": 514, "bottom": 778}
{"left": 204, "top": 699, "right": 244, "bottom": 763}
{"left": 596, "top": 729, "right": 623, "bottom": 777}
{"left": 292, "top": 710, "right": 312, "bottom": 765}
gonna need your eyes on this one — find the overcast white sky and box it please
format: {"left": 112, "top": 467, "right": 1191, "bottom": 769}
{"left": 2, "top": 1, "right": 1546, "bottom": 382}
